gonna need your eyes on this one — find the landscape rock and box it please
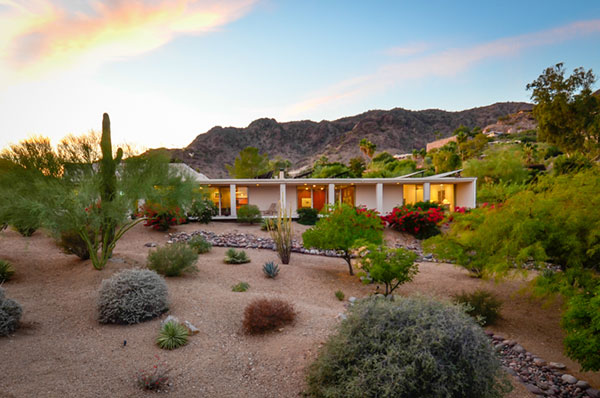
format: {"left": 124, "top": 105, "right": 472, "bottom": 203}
{"left": 549, "top": 362, "right": 566, "bottom": 369}
{"left": 184, "top": 320, "right": 200, "bottom": 335}
{"left": 575, "top": 380, "right": 590, "bottom": 389}
{"left": 161, "top": 315, "right": 180, "bottom": 326}
{"left": 561, "top": 374, "right": 577, "bottom": 384}
{"left": 587, "top": 388, "right": 600, "bottom": 398}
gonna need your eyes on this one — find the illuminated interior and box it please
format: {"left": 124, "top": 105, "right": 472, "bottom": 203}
{"left": 235, "top": 186, "right": 248, "bottom": 208}
{"left": 403, "top": 184, "right": 423, "bottom": 205}
{"left": 334, "top": 185, "right": 355, "bottom": 207}
{"left": 297, "top": 185, "right": 327, "bottom": 210}
{"left": 209, "top": 187, "right": 231, "bottom": 216}
{"left": 430, "top": 183, "right": 455, "bottom": 210}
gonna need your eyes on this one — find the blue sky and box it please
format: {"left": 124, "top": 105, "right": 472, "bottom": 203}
{"left": 1, "top": 0, "right": 599, "bottom": 151}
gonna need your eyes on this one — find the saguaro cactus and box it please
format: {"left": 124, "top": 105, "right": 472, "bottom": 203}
{"left": 99, "top": 113, "right": 123, "bottom": 259}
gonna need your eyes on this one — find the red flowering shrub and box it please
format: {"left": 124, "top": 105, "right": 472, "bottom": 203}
{"left": 383, "top": 205, "right": 444, "bottom": 239}
{"left": 139, "top": 202, "right": 186, "bottom": 231}
{"left": 136, "top": 355, "right": 170, "bottom": 391}
{"left": 355, "top": 206, "right": 385, "bottom": 225}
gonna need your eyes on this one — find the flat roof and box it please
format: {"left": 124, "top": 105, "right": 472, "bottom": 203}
{"left": 201, "top": 177, "right": 476, "bottom": 185}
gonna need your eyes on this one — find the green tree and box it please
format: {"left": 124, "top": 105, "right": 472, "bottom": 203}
{"left": 431, "top": 142, "right": 461, "bottom": 173}
{"left": 527, "top": 63, "right": 600, "bottom": 155}
{"left": 348, "top": 157, "right": 365, "bottom": 177}
{"left": 356, "top": 244, "right": 418, "bottom": 296}
{"left": 226, "top": 147, "right": 271, "bottom": 178}
{"left": 359, "top": 138, "right": 376, "bottom": 161}
{"left": 302, "top": 204, "right": 383, "bottom": 275}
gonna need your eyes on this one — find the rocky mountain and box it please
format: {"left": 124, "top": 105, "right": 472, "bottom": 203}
{"left": 482, "top": 109, "right": 537, "bottom": 135}
{"left": 165, "top": 102, "right": 533, "bottom": 178}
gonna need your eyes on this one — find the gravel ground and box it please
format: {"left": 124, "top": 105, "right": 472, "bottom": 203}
{"left": 0, "top": 221, "right": 597, "bottom": 398}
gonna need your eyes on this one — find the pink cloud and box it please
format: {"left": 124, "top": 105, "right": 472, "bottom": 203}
{"left": 283, "top": 19, "right": 600, "bottom": 118}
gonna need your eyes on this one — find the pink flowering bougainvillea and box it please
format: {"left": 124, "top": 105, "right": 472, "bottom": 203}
{"left": 382, "top": 205, "right": 445, "bottom": 239}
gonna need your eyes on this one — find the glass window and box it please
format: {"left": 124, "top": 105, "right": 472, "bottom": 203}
{"left": 430, "top": 184, "right": 455, "bottom": 210}
{"left": 209, "top": 187, "right": 231, "bottom": 216}
{"left": 403, "top": 184, "right": 423, "bottom": 205}
{"left": 236, "top": 187, "right": 248, "bottom": 208}
{"left": 334, "top": 185, "right": 355, "bottom": 207}
{"left": 297, "top": 186, "right": 312, "bottom": 209}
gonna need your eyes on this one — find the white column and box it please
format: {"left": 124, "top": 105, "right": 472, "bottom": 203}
{"left": 398, "top": 185, "right": 404, "bottom": 207}
{"left": 229, "top": 184, "right": 237, "bottom": 218}
{"left": 328, "top": 184, "right": 335, "bottom": 206}
{"left": 280, "top": 184, "right": 286, "bottom": 208}
{"left": 423, "top": 182, "right": 430, "bottom": 202}
{"left": 472, "top": 179, "right": 477, "bottom": 208}
{"left": 376, "top": 183, "right": 383, "bottom": 213}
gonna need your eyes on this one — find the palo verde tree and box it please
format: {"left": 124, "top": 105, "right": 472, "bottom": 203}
{"left": 226, "top": 147, "right": 271, "bottom": 178}
{"left": 302, "top": 204, "right": 383, "bottom": 275}
{"left": 527, "top": 63, "right": 600, "bottom": 156}
{"left": 0, "top": 113, "right": 198, "bottom": 270}
{"left": 356, "top": 244, "right": 418, "bottom": 296}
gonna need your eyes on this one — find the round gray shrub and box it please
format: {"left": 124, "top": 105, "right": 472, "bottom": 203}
{"left": 0, "top": 288, "right": 23, "bottom": 336}
{"left": 306, "top": 296, "right": 511, "bottom": 398}
{"left": 98, "top": 269, "right": 169, "bottom": 325}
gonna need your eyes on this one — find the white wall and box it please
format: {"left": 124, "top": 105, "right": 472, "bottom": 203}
{"left": 456, "top": 181, "right": 476, "bottom": 208}
{"left": 247, "top": 186, "right": 280, "bottom": 211}
{"left": 382, "top": 184, "right": 403, "bottom": 214}
{"left": 286, "top": 185, "right": 298, "bottom": 215}
{"left": 355, "top": 184, "right": 377, "bottom": 209}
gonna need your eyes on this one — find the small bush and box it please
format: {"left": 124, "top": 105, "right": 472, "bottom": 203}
{"left": 297, "top": 208, "right": 319, "bottom": 225}
{"left": 243, "top": 298, "right": 296, "bottom": 334}
{"left": 237, "top": 204, "right": 262, "bottom": 224}
{"left": 13, "top": 224, "right": 37, "bottom": 237}
{"left": 356, "top": 244, "right": 418, "bottom": 296}
{"left": 305, "top": 296, "right": 510, "bottom": 398}
{"left": 263, "top": 261, "right": 280, "bottom": 278}
{"left": 156, "top": 321, "right": 189, "bottom": 350}
{"left": 553, "top": 153, "right": 592, "bottom": 175}
{"left": 224, "top": 248, "right": 250, "bottom": 264}
{"left": 147, "top": 243, "right": 198, "bottom": 277}
{"left": 0, "top": 260, "right": 15, "bottom": 283}
{"left": 334, "top": 290, "right": 344, "bottom": 301}
{"left": 453, "top": 290, "right": 502, "bottom": 326}
{"left": 0, "top": 288, "right": 22, "bottom": 336}
{"left": 98, "top": 269, "right": 169, "bottom": 324}
{"left": 188, "top": 196, "right": 218, "bottom": 223}
{"left": 232, "top": 282, "right": 249, "bottom": 292}
{"left": 261, "top": 218, "right": 276, "bottom": 231}
{"left": 136, "top": 356, "right": 170, "bottom": 391}
{"left": 188, "top": 235, "right": 212, "bottom": 254}
{"left": 57, "top": 229, "right": 91, "bottom": 260}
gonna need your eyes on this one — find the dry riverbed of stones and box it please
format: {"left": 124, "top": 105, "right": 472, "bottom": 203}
{"left": 165, "top": 230, "right": 598, "bottom": 398}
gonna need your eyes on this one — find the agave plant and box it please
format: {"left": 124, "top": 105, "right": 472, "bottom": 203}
{"left": 224, "top": 249, "right": 250, "bottom": 264}
{"left": 262, "top": 261, "right": 280, "bottom": 278}
{"left": 156, "top": 321, "right": 189, "bottom": 350}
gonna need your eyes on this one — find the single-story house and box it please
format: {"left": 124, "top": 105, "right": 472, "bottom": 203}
{"left": 195, "top": 171, "right": 476, "bottom": 219}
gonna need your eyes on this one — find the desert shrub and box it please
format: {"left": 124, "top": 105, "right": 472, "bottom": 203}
{"left": 156, "top": 321, "right": 189, "bottom": 350}
{"left": 0, "top": 288, "right": 22, "bottom": 336}
{"left": 477, "top": 182, "right": 527, "bottom": 205}
{"left": 237, "top": 204, "right": 262, "bottom": 224}
{"left": 356, "top": 244, "right": 418, "bottom": 296}
{"left": 57, "top": 229, "right": 92, "bottom": 260}
{"left": 553, "top": 153, "right": 592, "bottom": 175}
{"left": 224, "top": 248, "right": 250, "bottom": 264}
{"left": 136, "top": 356, "right": 170, "bottom": 391}
{"left": 262, "top": 261, "right": 280, "bottom": 278}
{"left": 463, "top": 145, "right": 529, "bottom": 185}
{"left": 243, "top": 298, "right": 296, "bottom": 334}
{"left": 303, "top": 204, "right": 383, "bottom": 275}
{"left": 268, "top": 206, "right": 293, "bottom": 264}
{"left": 98, "top": 269, "right": 169, "bottom": 324}
{"left": 562, "top": 283, "right": 600, "bottom": 371}
{"left": 231, "top": 282, "right": 249, "bottom": 292}
{"left": 334, "top": 290, "right": 344, "bottom": 301}
{"left": 188, "top": 235, "right": 212, "bottom": 254}
{"left": 305, "top": 296, "right": 510, "bottom": 398}
{"left": 297, "top": 208, "right": 319, "bottom": 225}
{"left": 453, "top": 289, "right": 502, "bottom": 326}
{"left": 188, "top": 195, "right": 218, "bottom": 223}
{"left": 139, "top": 202, "right": 186, "bottom": 231}
{"left": 0, "top": 260, "right": 15, "bottom": 283}
{"left": 147, "top": 243, "right": 198, "bottom": 277}
{"left": 383, "top": 204, "right": 444, "bottom": 239}
{"left": 260, "top": 218, "right": 276, "bottom": 231}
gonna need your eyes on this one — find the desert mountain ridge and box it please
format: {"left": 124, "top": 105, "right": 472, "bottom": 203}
{"left": 159, "top": 102, "right": 533, "bottom": 178}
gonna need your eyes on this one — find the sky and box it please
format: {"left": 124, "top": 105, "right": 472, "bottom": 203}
{"left": 1, "top": 1, "right": 600, "bottom": 151}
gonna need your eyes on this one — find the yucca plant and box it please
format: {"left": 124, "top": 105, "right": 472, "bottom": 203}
{"left": 263, "top": 261, "right": 280, "bottom": 278}
{"left": 224, "top": 249, "right": 250, "bottom": 264}
{"left": 0, "top": 260, "right": 15, "bottom": 283}
{"left": 267, "top": 203, "right": 292, "bottom": 264}
{"left": 156, "top": 321, "right": 189, "bottom": 350}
